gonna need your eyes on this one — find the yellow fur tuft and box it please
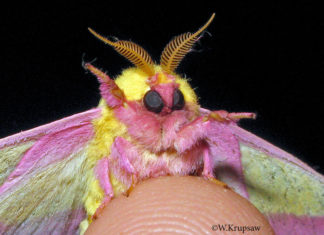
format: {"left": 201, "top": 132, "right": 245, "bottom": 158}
{"left": 114, "top": 65, "right": 198, "bottom": 104}
{"left": 174, "top": 74, "right": 198, "bottom": 104}
{"left": 114, "top": 67, "right": 150, "bottom": 101}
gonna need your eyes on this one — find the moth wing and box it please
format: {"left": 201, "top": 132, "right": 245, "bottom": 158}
{"left": 0, "top": 108, "right": 101, "bottom": 235}
{"left": 229, "top": 124, "right": 324, "bottom": 235}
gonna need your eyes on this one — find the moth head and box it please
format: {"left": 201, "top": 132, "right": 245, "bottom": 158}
{"left": 86, "top": 13, "right": 215, "bottom": 115}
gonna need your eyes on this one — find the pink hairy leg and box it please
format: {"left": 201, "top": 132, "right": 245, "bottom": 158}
{"left": 93, "top": 158, "right": 113, "bottom": 220}
{"left": 112, "top": 137, "right": 138, "bottom": 194}
{"left": 207, "top": 110, "right": 256, "bottom": 122}
{"left": 202, "top": 147, "right": 213, "bottom": 178}
{"left": 202, "top": 147, "right": 228, "bottom": 187}
{"left": 175, "top": 111, "right": 255, "bottom": 154}
{"left": 93, "top": 137, "right": 138, "bottom": 219}
{"left": 112, "top": 137, "right": 136, "bottom": 175}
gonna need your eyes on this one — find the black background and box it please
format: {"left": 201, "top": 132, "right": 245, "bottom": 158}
{"left": 1, "top": 2, "right": 323, "bottom": 173}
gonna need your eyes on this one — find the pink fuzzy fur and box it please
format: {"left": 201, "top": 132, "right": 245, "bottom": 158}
{"left": 95, "top": 158, "right": 113, "bottom": 198}
{"left": 114, "top": 102, "right": 199, "bottom": 153}
{"left": 110, "top": 80, "right": 249, "bottom": 197}
{"left": 109, "top": 137, "right": 139, "bottom": 187}
{"left": 99, "top": 79, "right": 124, "bottom": 108}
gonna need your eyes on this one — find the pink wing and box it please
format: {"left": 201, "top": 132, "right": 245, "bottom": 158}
{"left": 225, "top": 124, "right": 324, "bottom": 235}
{"left": 199, "top": 106, "right": 324, "bottom": 234}
{"left": 0, "top": 108, "right": 101, "bottom": 235}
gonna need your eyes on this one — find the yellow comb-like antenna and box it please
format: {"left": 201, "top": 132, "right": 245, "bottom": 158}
{"left": 88, "top": 28, "right": 155, "bottom": 76}
{"left": 160, "top": 13, "right": 215, "bottom": 74}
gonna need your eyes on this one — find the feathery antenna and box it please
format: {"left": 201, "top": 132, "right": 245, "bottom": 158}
{"left": 88, "top": 28, "right": 155, "bottom": 76}
{"left": 160, "top": 13, "right": 215, "bottom": 74}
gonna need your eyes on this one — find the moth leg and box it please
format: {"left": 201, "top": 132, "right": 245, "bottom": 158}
{"left": 228, "top": 112, "right": 256, "bottom": 121}
{"left": 202, "top": 147, "right": 228, "bottom": 188}
{"left": 174, "top": 116, "right": 208, "bottom": 154}
{"left": 175, "top": 111, "right": 254, "bottom": 154}
{"left": 126, "top": 174, "right": 138, "bottom": 196}
{"left": 202, "top": 147, "right": 213, "bottom": 178}
{"left": 112, "top": 136, "right": 139, "bottom": 194}
{"left": 113, "top": 136, "right": 136, "bottom": 174}
{"left": 208, "top": 110, "right": 256, "bottom": 122}
{"left": 92, "top": 157, "right": 114, "bottom": 220}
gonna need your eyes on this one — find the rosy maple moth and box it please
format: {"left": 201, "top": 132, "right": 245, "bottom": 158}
{"left": 0, "top": 13, "right": 323, "bottom": 235}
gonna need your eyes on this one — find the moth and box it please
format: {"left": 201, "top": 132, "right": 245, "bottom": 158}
{"left": 0, "top": 13, "right": 323, "bottom": 235}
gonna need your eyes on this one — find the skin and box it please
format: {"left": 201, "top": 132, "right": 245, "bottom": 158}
{"left": 85, "top": 176, "right": 274, "bottom": 234}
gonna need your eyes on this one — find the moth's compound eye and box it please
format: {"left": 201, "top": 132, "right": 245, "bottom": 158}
{"left": 172, "top": 89, "right": 185, "bottom": 110}
{"left": 144, "top": 90, "right": 164, "bottom": 113}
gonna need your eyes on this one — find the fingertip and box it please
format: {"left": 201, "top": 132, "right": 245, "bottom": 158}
{"left": 85, "top": 176, "right": 274, "bottom": 234}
